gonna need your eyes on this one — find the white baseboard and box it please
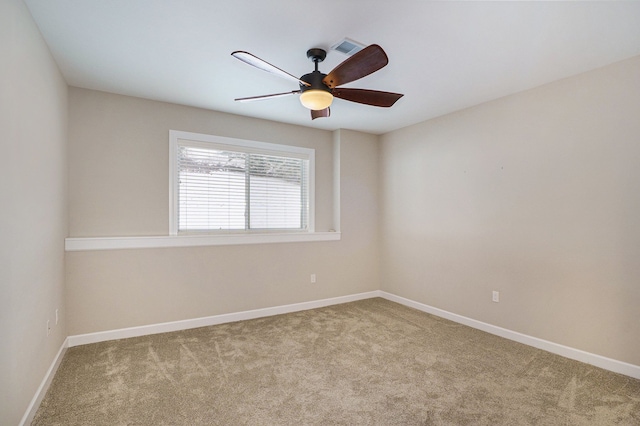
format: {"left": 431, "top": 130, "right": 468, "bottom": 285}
{"left": 379, "top": 291, "right": 640, "bottom": 380}
{"left": 19, "top": 337, "right": 69, "bottom": 426}
{"left": 68, "top": 291, "right": 381, "bottom": 347}
{"left": 55, "top": 289, "right": 638, "bottom": 394}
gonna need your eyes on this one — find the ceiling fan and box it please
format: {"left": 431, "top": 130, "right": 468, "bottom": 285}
{"left": 231, "top": 45, "right": 404, "bottom": 120}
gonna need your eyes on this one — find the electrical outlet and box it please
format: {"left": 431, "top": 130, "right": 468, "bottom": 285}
{"left": 492, "top": 291, "right": 500, "bottom": 303}
{"left": 310, "top": 274, "right": 316, "bottom": 284}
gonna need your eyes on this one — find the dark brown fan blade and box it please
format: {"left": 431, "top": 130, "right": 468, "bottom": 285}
{"left": 322, "top": 45, "right": 388, "bottom": 89}
{"left": 311, "top": 107, "right": 330, "bottom": 120}
{"left": 333, "top": 88, "right": 403, "bottom": 107}
{"left": 235, "top": 90, "right": 301, "bottom": 102}
{"left": 231, "top": 51, "right": 310, "bottom": 87}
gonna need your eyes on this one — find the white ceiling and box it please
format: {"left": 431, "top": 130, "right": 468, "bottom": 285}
{"left": 24, "top": 0, "right": 640, "bottom": 135}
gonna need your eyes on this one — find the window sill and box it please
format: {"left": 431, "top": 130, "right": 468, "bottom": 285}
{"left": 65, "top": 231, "right": 341, "bottom": 252}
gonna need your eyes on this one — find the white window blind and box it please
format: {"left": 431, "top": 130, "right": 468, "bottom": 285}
{"left": 170, "top": 131, "right": 313, "bottom": 234}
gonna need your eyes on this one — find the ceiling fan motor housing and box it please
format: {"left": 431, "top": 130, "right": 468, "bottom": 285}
{"left": 300, "top": 71, "right": 330, "bottom": 92}
{"left": 300, "top": 48, "right": 331, "bottom": 93}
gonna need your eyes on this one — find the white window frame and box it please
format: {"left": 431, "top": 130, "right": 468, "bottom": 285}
{"left": 169, "top": 130, "right": 315, "bottom": 236}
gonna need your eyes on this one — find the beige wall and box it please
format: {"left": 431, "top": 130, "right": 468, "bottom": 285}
{"left": 68, "top": 88, "right": 335, "bottom": 236}
{"left": 380, "top": 56, "right": 640, "bottom": 366}
{"left": 0, "top": 0, "right": 68, "bottom": 424}
{"left": 65, "top": 90, "right": 379, "bottom": 335}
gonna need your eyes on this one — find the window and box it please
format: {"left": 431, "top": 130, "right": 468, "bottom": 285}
{"left": 170, "top": 130, "right": 314, "bottom": 235}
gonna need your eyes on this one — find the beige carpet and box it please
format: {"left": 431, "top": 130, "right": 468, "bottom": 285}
{"left": 33, "top": 298, "right": 639, "bottom": 425}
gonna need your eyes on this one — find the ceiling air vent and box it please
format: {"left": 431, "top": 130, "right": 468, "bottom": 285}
{"left": 330, "top": 38, "right": 366, "bottom": 56}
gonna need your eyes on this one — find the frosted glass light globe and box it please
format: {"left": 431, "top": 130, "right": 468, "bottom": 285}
{"left": 299, "top": 90, "right": 333, "bottom": 110}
